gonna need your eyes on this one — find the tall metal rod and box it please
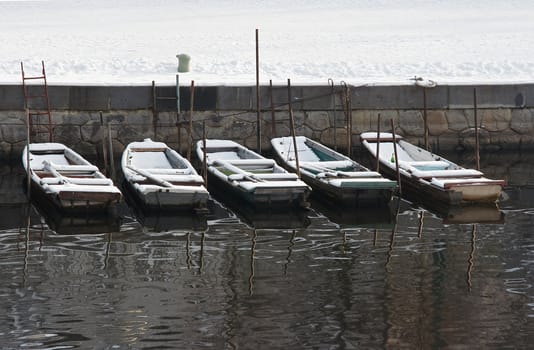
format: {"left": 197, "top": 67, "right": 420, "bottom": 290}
{"left": 328, "top": 78, "right": 337, "bottom": 151}
{"left": 376, "top": 113, "right": 381, "bottom": 173}
{"left": 474, "top": 88, "right": 480, "bottom": 171}
{"left": 269, "top": 79, "right": 276, "bottom": 138}
{"left": 99, "top": 111, "right": 109, "bottom": 176}
{"left": 107, "top": 123, "right": 115, "bottom": 181}
{"left": 287, "top": 79, "right": 300, "bottom": 178}
{"left": 151, "top": 80, "right": 158, "bottom": 139}
{"left": 255, "top": 28, "right": 261, "bottom": 153}
{"left": 176, "top": 74, "right": 182, "bottom": 155}
{"left": 202, "top": 120, "right": 208, "bottom": 186}
{"left": 26, "top": 108, "right": 31, "bottom": 196}
{"left": 341, "top": 81, "right": 351, "bottom": 158}
{"left": 423, "top": 87, "right": 429, "bottom": 150}
{"left": 390, "top": 120, "right": 402, "bottom": 196}
{"left": 187, "top": 80, "right": 195, "bottom": 161}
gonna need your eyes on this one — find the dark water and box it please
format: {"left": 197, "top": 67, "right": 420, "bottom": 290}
{"left": 1, "top": 152, "right": 534, "bottom": 349}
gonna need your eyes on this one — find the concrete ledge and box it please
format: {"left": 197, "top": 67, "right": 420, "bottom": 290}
{"left": 2, "top": 83, "right": 533, "bottom": 111}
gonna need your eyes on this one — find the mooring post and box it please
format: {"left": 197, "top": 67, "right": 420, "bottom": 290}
{"left": 255, "top": 28, "right": 261, "bottom": 153}
{"left": 287, "top": 78, "right": 300, "bottom": 178}
{"left": 423, "top": 87, "right": 429, "bottom": 150}
{"left": 390, "top": 120, "right": 402, "bottom": 196}
{"left": 107, "top": 123, "right": 116, "bottom": 181}
{"left": 187, "top": 80, "right": 195, "bottom": 161}
{"left": 202, "top": 120, "right": 208, "bottom": 186}
{"left": 474, "top": 88, "right": 480, "bottom": 171}
{"left": 376, "top": 113, "right": 381, "bottom": 173}
{"left": 270, "top": 79, "right": 276, "bottom": 138}
{"left": 99, "top": 111, "right": 108, "bottom": 176}
{"left": 328, "top": 78, "right": 337, "bottom": 151}
{"left": 25, "top": 108, "right": 31, "bottom": 196}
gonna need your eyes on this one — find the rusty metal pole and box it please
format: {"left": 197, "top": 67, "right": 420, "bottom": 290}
{"left": 202, "top": 120, "right": 208, "bottom": 186}
{"left": 187, "top": 80, "right": 195, "bottom": 161}
{"left": 423, "top": 87, "right": 429, "bottom": 150}
{"left": 328, "top": 78, "right": 337, "bottom": 151}
{"left": 474, "top": 88, "right": 480, "bottom": 171}
{"left": 391, "top": 120, "right": 402, "bottom": 196}
{"left": 288, "top": 79, "right": 300, "bottom": 178}
{"left": 255, "top": 29, "right": 261, "bottom": 153}
{"left": 376, "top": 113, "right": 381, "bottom": 173}
{"left": 270, "top": 79, "right": 276, "bottom": 138}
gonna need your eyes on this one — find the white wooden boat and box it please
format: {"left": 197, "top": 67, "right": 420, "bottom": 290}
{"left": 360, "top": 132, "right": 506, "bottom": 205}
{"left": 195, "top": 139, "right": 311, "bottom": 208}
{"left": 121, "top": 139, "right": 209, "bottom": 211}
{"left": 22, "top": 143, "right": 122, "bottom": 212}
{"left": 271, "top": 136, "right": 397, "bottom": 205}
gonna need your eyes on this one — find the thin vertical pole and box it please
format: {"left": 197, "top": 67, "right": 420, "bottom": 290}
{"left": 107, "top": 123, "right": 115, "bottom": 181}
{"left": 270, "top": 80, "right": 276, "bottom": 138}
{"left": 255, "top": 28, "right": 261, "bottom": 153}
{"left": 376, "top": 113, "right": 381, "bottom": 173}
{"left": 26, "top": 108, "right": 31, "bottom": 196}
{"left": 176, "top": 74, "right": 181, "bottom": 154}
{"left": 99, "top": 111, "right": 108, "bottom": 176}
{"left": 474, "top": 88, "right": 480, "bottom": 171}
{"left": 329, "top": 78, "right": 337, "bottom": 151}
{"left": 202, "top": 121, "right": 208, "bottom": 186}
{"left": 423, "top": 87, "right": 429, "bottom": 150}
{"left": 187, "top": 80, "right": 195, "bottom": 161}
{"left": 390, "top": 120, "right": 402, "bottom": 196}
{"left": 288, "top": 79, "right": 300, "bottom": 178}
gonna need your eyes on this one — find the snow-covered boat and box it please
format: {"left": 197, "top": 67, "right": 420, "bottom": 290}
{"left": 121, "top": 139, "right": 209, "bottom": 211}
{"left": 360, "top": 132, "right": 506, "bottom": 205}
{"left": 270, "top": 136, "right": 397, "bottom": 205}
{"left": 22, "top": 143, "right": 122, "bottom": 212}
{"left": 195, "top": 139, "right": 311, "bottom": 208}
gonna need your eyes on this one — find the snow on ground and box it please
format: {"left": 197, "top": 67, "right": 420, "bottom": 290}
{"left": 1, "top": 0, "right": 534, "bottom": 86}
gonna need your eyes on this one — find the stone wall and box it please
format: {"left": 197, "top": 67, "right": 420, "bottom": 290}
{"left": 1, "top": 83, "right": 533, "bottom": 161}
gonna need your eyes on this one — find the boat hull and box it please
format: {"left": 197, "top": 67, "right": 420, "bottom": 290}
{"left": 300, "top": 171, "right": 394, "bottom": 206}
{"left": 124, "top": 179, "right": 209, "bottom": 211}
{"left": 206, "top": 170, "right": 309, "bottom": 209}
{"left": 28, "top": 179, "right": 121, "bottom": 213}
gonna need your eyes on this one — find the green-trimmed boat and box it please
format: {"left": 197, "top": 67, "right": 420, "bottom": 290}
{"left": 271, "top": 136, "right": 397, "bottom": 206}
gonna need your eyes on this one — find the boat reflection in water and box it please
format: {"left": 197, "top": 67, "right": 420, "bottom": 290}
{"left": 310, "top": 195, "right": 396, "bottom": 230}
{"left": 211, "top": 192, "right": 311, "bottom": 230}
{"left": 413, "top": 198, "right": 505, "bottom": 225}
{"left": 30, "top": 197, "right": 121, "bottom": 235}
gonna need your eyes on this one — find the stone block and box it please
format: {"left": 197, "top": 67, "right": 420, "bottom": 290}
{"left": 320, "top": 128, "right": 348, "bottom": 150}
{"left": 306, "top": 111, "right": 330, "bottom": 131}
{"left": 480, "top": 109, "right": 511, "bottom": 132}
{"left": 427, "top": 110, "right": 448, "bottom": 136}
{"left": 398, "top": 110, "right": 424, "bottom": 136}
{"left": 445, "top": 110, "right": 470, "bottom": 131}
{"left": 81, "top": 120, "right": 104, "bottom": 143}
{"left": 1, "top": 117, "right": 26, "bottom": 143}
{"left": 53, "top": 124, "right": 81, "bottom": 145}
{"left": 510, "top": 109, "right": 534, "bottom": 134}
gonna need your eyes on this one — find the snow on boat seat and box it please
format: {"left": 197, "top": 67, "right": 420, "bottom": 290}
{"left": 142, "top": 168, "right": 191, "bottom": 175}
{"left": 223, "top": 159, "right": 275, "bottom": 167}
{"left": 152, "top": 174, "right": 204, "bottom": 184}
{"left": 302, "top": 160, "right": 353, "bottom": 169}
{"left": 42, "top": 161, "right": 98, "bottom": 173}
{"left": 228, "top": 173, "right": 298, "bottom": 181}
{"left": 399, "top": 160, "right": 450, "bottom": 171}
{"left": 409, "top": 168, "right": 483, "bottom": 179}
{"left": 39, "top": 177, "right": 113, "bottom": 186}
